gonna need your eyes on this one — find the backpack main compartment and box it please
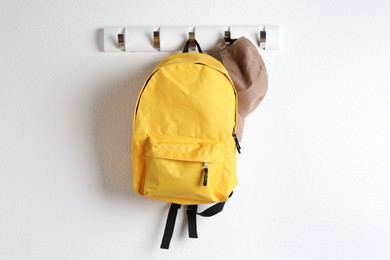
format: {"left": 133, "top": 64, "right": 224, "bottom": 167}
{"left": 132, "top": 52, "right": 238, "bottom": 205}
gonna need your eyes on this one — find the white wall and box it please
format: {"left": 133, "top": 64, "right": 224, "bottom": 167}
{"left": 1, "top": 0, "right": 390, "bottom": 259}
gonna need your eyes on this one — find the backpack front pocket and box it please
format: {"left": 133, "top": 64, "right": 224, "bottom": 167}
{"left": 142, "top": 136, "right": 229, "bottom": 204}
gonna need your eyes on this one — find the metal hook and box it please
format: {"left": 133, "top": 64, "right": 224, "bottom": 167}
{"left": 153, "top": 30, "right": 160, "bottom": 51}
{"left": 224, "top": 31, "right": 232, "bottom": 46}
{"left": 189, "top": 32, "right": 196, "bottom": 51}
{"left": 117, "top": 34, "right": 125, "bottom": 51}
{"left": 260, "top": 27, "right": 266, "bottom": 50}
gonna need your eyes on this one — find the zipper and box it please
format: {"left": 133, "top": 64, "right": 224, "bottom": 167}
{"left": 133, "top": 70, "right": 160, "bottom": 124}
{"left": 232, "top": 133, "right": 241, "bottom": 154}
{"left": 203, "top": 162, "right": 208, "bottom": 186}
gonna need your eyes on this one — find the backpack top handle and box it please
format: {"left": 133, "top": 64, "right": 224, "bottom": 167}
{"left": 182, "top": 32, "right": 203, "bottom": 53}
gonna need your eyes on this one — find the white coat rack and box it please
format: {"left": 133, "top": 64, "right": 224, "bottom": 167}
{"left": 103, "top": 25, "right": 279, "bottom": 52}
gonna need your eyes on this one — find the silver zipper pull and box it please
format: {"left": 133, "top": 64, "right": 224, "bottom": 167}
{"left": 203, "top": 162, "right": 208, "bottom": 186}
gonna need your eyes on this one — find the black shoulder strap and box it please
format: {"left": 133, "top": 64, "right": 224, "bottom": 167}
{"left": 197, "top": 201, "right": 227, "bottom": 217}
{"left": 187, "top": 201, "right": 226, "bottom": 239}
{"left": 160, "top": 193, "right": 232, "bottom": 249}
{"left": 160, "top": 203, "right": 181, "bottom": 249}
{"left": 187, "top": 205, "right": 199, "bottom": 238}
{"left": 187, "top": 192, "right": 233, "bottom": 239}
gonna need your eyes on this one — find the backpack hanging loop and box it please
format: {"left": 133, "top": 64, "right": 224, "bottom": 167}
{"left": 182, "top": 35, "right": 203, "bottom": 53}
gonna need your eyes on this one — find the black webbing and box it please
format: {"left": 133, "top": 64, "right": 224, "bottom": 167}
{"left": 161, "top": 193, "right": 233, "bottom": 249}
{"left": 186, "top": 192, "right": 233, "bottom": 240}
{"left": 197, "top": 201, "right": 226, "bottom": 217}
{"left": 199, "top": 192, "right": 232, "bottom": 217}
{"left": 160, "top": 203, "right": 181, "bottom": 249}
{"left": 187, "top": 205, "right": 198, "bottom": 238}
{"left": 182, "top": 40, "right": 203, "bottom": 53}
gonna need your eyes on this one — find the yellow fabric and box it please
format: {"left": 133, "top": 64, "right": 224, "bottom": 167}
{"left": 132, "top": 52, "right": 238, "bottom": 205}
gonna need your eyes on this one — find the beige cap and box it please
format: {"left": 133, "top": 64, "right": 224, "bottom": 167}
{"left": 220, "top": 37, "right": 268, "bottom": 141}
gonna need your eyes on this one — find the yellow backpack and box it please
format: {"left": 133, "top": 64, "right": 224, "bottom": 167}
{"left": 132, "top": 40, "right": 241, "bottom": 249}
